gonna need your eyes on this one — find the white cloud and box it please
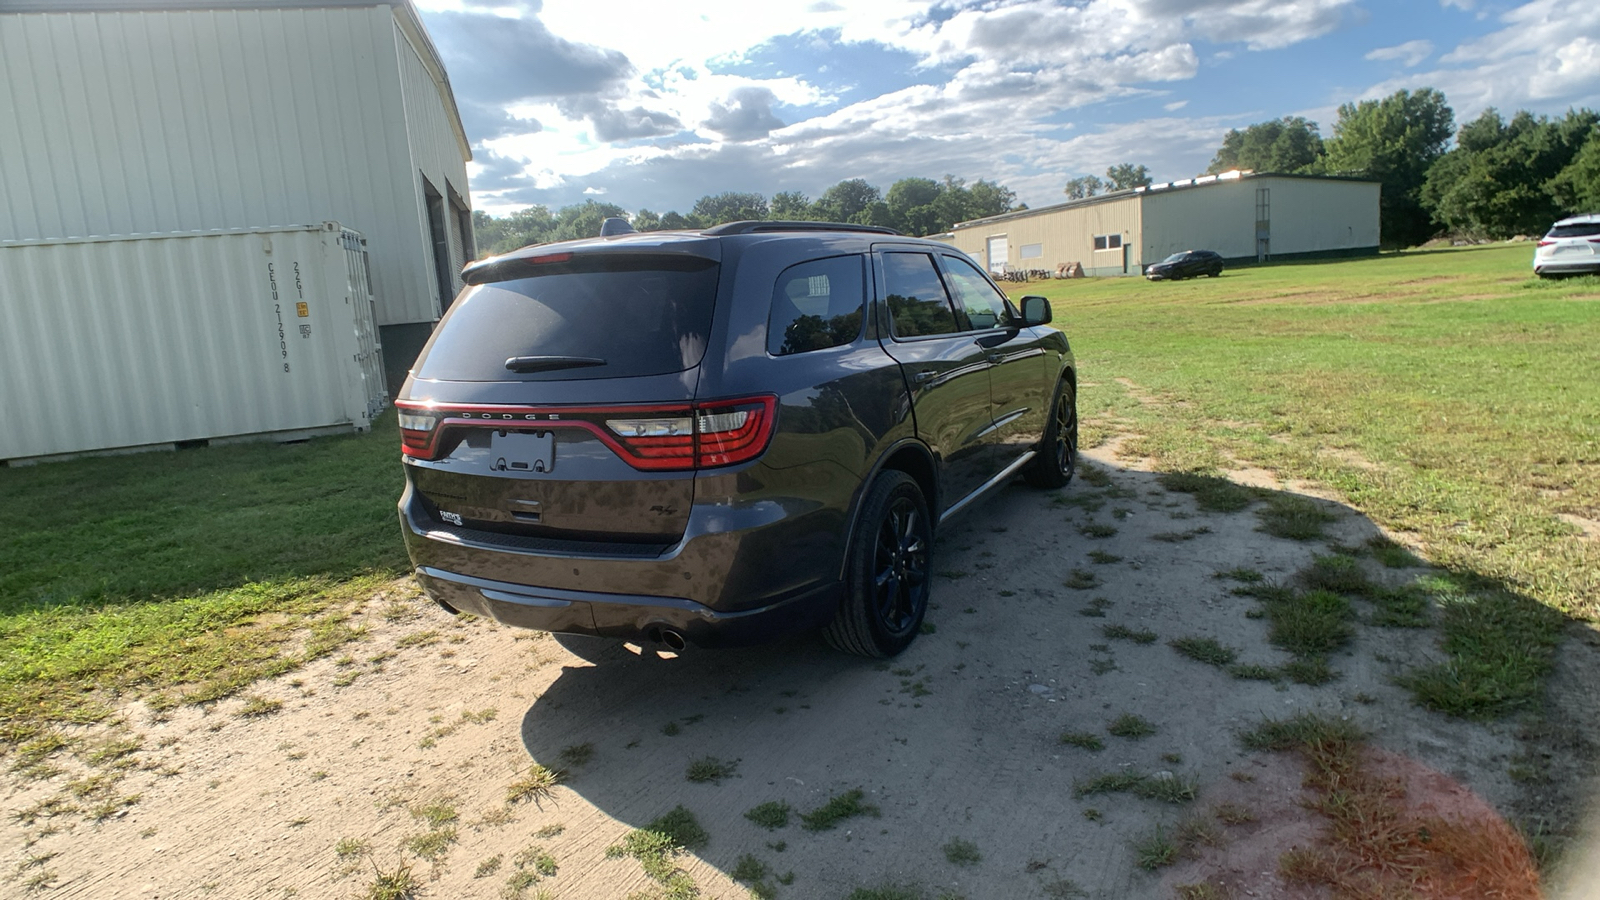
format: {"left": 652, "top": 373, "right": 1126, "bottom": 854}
{"left": 1366, "top": 39, "right": 1434, "bottom": 67}
{"left": 1165, "top": 100, "right": 1189, "bottom": 111}
{"left": 1358, "top": 0, "right": 1600, "bottom": 120}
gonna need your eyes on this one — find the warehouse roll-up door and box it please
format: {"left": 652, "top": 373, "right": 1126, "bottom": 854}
{"left": 986, "top": 235, "right": 1008, "bottom": 274}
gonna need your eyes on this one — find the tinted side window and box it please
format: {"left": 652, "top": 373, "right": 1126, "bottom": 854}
{"left": 883, "top": 252, "right": 958, "bottom": 338}
{"left": 769, "top": 256, "right": 865, "bottom": 355}
{"left": 942, "top": 255, "right": 1011, "bottom": 330}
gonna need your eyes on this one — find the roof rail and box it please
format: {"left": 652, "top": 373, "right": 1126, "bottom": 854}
{"left": 702, "top": 220, "right": 901, "bottom": 236}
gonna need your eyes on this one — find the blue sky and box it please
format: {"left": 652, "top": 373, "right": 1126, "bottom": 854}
{"left": 414, "top": 0, "right": 1600, "bottom": 216}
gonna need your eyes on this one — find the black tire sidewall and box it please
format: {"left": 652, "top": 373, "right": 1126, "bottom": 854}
{"left": 844, "top": 472, "right": 930, "bottom": 656}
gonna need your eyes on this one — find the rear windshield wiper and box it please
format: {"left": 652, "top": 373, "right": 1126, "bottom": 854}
{"left": 504, "top": 355, "right": 607, "bottom": 373}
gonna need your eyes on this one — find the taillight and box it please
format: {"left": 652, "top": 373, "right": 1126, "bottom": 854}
{"left": 1538, "top": 240, "right": 1557, "bottom": 247}
{"left": 396, "top": 396, "right": 777, "bottom": 471}
{"left": 397, "top": 409, "right": 439, "bottom": 456}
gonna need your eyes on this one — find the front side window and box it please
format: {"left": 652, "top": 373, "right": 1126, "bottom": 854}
{"left": 883, "top": 253, "right": 959, "bottom": 338}
{"left": 768, "top": 256, "right": 865, "bottom": 355}
{"left": 942, "top": 255, "right": 1011, "bottom": 330}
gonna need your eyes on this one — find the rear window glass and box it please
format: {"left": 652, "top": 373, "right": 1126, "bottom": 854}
{"left": 414, "top": 256, "right": 719, "bottom": 382}
{"left": 769, "top": 256, "right": 865, "bottom": 355}
{"left": 1548, "top": 223, "right": 1600, "bottom": 238}
{"left": 884, "top": 252, "right": 959, "bottom": 338}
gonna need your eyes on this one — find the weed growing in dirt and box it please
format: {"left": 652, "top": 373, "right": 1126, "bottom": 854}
{"left": 1369, "top": 584, "right": 1431, "bottom": 628}
{"left": 1266, "top": 589, "right": 1353, "bottom": 656}
{"left": 473, "top": 855, "right": 502, "bottom": 878}
{"left": 1078, "top": 597, "right": 1112, "bottom": 617}
{"left": 1088, "top": 550, "right": 1123, "bottom": 564}
{"left": 606, "top": 806, "right": 708, "bottom": 899}
{"left": 801, "top": 789, "right": 881, "bottom": 831}
{"left": 402, "top": 826, "right": 457, "bottom": 861}
{"left": 732, "top": 854, "right": 776, "bottom": 899}
{"left": 1396, "top": 577, "right": 1562, "bottom": 719}
{"left": 506, "top": 764, "right": 562, "bottom": 805}
{"left": 1213, "top": 803, "right": 1256, "bottom": 825}
{"left": 558, "top": 743, "right": 594, "bottom": 768}
{"left": 1080, "top": 524, "right": 1118, "bottom": 538}
{"left": 1150, "top": 527, "right": 1212, "bottom": 542}
{"left": 1132, "top": 825, "right": 1178, "bottom": 869}
{"left": 1078, "top": 466, "right": 1112, "bottom": 487}
{"left": 1042, "top": 878, "right": 1089, "bottom": 898}
{"left": 363, "top": 860, "right": 421, "bottom": 900}
{"left": 1216, "top": 567, "right": 1265, "bottom": 584}
{"left": 745, "top": 800, "right": 791, "bottom": 829}
{"left": 336, "top": 838, "right": 371, "bottom": 859}
{"left": 1102, "top": 624, "right": 1157, "bottom": 644}
{"left": 943, "top": 837, "right": 982, "bottom": 866}
{"left": 1064, "top": 569, "right": 1101, "bottom": 589}
{"left": 1059, "top": 731, "right": 1105, "bottom": 751}
{"left": 1157, "top": 472, "right": 1257, "bottom": 513}
{"left": 512, "top": 844, "right": 557, "bottom": 877}
{"left": 236, "top": 695, "right": 283, "bottom": 718}
{"left": 1175, "top": 881, "right": 1229, "bottom": 900}
{"left": 1300, "top": 554, "right": 1377, "bottom": 596}
{"left": 1238, "top": 712, "right": 1365, "bottom": 752}
{"left": 1169, "top": 636, "right": 1238, "bottom": 667}
{"left": 686, "top": 756, "right": 738, "bottom": 784}
{"left": 1256, "top": 496, "right": 1336, "bottom": 541}
{"left": 1226, "top": 663, "right": 1279, "bottom": 681}
{"left": 1073, "top": 770, "right": 1197, "bottom": 804}
{"left": 1366, "top": 535, "right": 1421, "bottom": 568}
{"left": 1108, "top": 713, "right": 1156, "bottom": 739}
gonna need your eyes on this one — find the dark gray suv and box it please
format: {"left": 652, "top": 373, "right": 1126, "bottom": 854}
{"left": 396, "top": 221, "right": 1076, "bottom": 657}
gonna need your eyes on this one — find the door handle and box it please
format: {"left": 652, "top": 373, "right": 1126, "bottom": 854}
{"left": 912, "top": 370, "right": 937, "bottom": 384}
{"left": 984, "top": 353, "right": 1003, "bottom": 363}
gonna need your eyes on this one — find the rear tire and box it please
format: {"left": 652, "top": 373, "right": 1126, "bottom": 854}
{"left": 823, "top": 471, "right": 932, "bottom": 658}
{"left": 1025, "top": 379, "right": 1078, "bottom": 489}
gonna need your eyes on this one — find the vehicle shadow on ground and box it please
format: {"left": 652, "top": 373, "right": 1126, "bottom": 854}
{"left": 515, "top": 461, "right": 1600, "bottom": 899}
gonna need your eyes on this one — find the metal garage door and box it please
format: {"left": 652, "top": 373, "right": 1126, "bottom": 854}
{"left": 986, "top": 235, "right": 1008, "bottom": 274}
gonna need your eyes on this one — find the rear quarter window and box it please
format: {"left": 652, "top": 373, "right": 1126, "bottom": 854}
{"left": 414, "top": 255, "right": 719, "bottom": 382}
{"left": 768, "top": 256, "right": 866, "bottom": 355}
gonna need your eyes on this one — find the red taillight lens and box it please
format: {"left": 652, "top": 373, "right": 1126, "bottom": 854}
{"left": 397, "top": 409, "right": 439, "bottom": 458}
{"left": 1538, "top": 240, "right": 1557, "bottom": 247}
{"left": 396, "top": 396, "right": 777, "bottom": 471}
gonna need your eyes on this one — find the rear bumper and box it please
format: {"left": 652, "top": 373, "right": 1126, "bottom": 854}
{"left": 397, "top": 478, "right": 848, "bottom": 647}
{"left": 414, "top": 565, "right": 839, "bottom": 647}
{"left": 1534, "top": 257, "right": 1600, "bottom": 275}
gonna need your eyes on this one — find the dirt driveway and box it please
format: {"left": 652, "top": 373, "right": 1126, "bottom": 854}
{"left": 6, "top": 445, "right": 1600, "bottom": 899}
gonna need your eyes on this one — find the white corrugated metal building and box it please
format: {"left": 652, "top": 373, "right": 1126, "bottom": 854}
{"left": 951, "top": 171, "right": 1380, "bottom": 277}
{"left": 0, "top": 0, "right": 474, "bottom": 400}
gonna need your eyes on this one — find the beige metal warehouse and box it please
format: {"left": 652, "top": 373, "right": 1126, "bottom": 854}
{"left": 950, "top": 171, "right": 1380, "bottom": 277}
{"left": 0, "top": 0, "right": 474, "bottom": 393}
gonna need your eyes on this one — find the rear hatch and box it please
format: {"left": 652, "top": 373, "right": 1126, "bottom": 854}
{"left": 398, "top": 241, "right": 749, "bottom": 550}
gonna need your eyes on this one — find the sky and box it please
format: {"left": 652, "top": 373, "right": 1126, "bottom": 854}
{"left": 412, "top": 0, "right": 1600, "bottom": 217}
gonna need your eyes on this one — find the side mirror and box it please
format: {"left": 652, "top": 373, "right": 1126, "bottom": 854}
{"left": 1020, "top": 295, "right": 1052, "bottom": 326}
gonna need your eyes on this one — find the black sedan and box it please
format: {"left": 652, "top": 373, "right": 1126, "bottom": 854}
{"left": 1145, "top": 250, "right": 1223, "bottom": 280}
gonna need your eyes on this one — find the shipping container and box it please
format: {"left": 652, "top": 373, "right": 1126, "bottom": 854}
{"left": 0, "top": 223, "right": 388, "bottom": 463}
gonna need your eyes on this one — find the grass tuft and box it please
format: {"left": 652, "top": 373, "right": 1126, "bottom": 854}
{"left": 942, "top": 837, "right": 982, "bottom": 866}
{"left": 1064, "top": 569, "right": 1101, "bottom": 590}
{"left": 1157, "top": 472, "right": 1257, "bottom": 513}
{"left": 801, "top": 789, "right": 880, "bottom": 831}
{"left": 1132, "top": 825, "right": 1178, "bottom": 870}
{"left": 1168, "top": 636, "right": 1238, "bottom": 667}
{"left": 506, "top": 764, "right": 562, "bottom": 805}
{"left": 1073, "top": 770, "right": 1197, "bottom": 804}
{"left": 1107, "top": 713, "right": 1157, "bottom": 739}
{"left": 744, "top": 800, "right": 791, "bottom": 830}
{"left": 1255, "top": 495, "right": 1336, "bottom": 541}
{"left": 1396, "top": 578, "right": 1562, "bottom": 719}
{"left": 1058, "top": 731, "right": 1105, "bottom": 751}
{"left": 685, "top": 756, "right": 738, "bottom": 784}
{"left": 1101, "top": 623, "right": 1157, "bottom": 644}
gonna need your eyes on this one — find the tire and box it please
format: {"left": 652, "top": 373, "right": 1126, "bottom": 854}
{"left": 823, "top": 471, "right": 932, "bottom": 658}
{"left": 1024, "top": 379, "right": 1078, "bottom": 489}
{"left": 1207, "top": 267, "right": 1221, "bottom": 277}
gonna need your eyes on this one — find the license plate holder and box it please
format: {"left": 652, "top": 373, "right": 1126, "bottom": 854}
{"left": 488, "top": 430, "right": 555, "bottom": 474}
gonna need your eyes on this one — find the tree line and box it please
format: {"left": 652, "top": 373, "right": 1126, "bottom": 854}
{"left": 471, "top": 176, "right": 1020, "bottom": 258}
{"left": 1168, "top": 87, "right": 1596, "bottom": 247}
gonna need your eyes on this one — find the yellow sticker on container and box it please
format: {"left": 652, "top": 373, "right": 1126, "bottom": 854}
{"left": 296, "top": 302, "right": 309, "bottom": 317}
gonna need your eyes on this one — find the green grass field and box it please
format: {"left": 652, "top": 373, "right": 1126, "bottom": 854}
{"left": 1032, "top": 244, "right": 1598, "bottom": 621}
{"left": 0, "top": 243, "right": 1595, "bottom": 737}
{"left": 0, "top": 416, "right": 409, "bottom": 733}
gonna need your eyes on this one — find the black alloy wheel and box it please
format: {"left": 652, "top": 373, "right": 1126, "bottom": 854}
{"left": 824, "top": 471, "right": 932, "bottom": 657}
{"left": 1025, "top": 380, "right": 1078, "bottom": 488}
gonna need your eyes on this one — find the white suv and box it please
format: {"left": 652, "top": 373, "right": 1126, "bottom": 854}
{"left": 1534, "top": 214, "right": 1600, "bottom": 278}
